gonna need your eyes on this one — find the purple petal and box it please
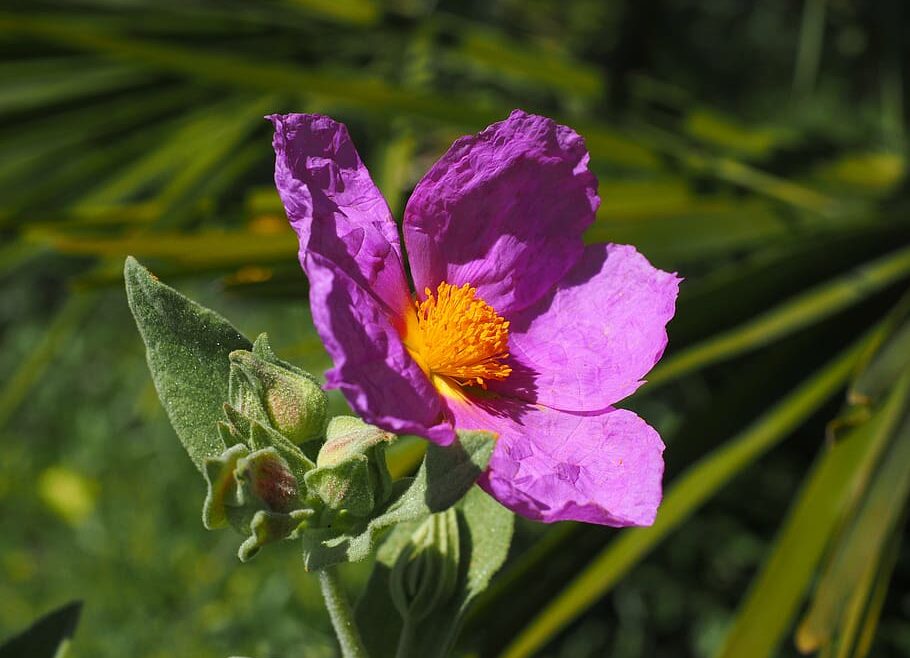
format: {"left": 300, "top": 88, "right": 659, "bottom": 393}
{"left": 270, "top": 113, "right": 411, "bottom": 315}
{"left": 403, "top": 109, "right": 599, "bottom": 315}
{"left": 307, "top": 253, "right": 455, "bottom": 445}
{"left": 450, "top": 397, "right": 665, "bottom": 526}
{"left": 492, "top": 243, "right": 680, "bottom": 411}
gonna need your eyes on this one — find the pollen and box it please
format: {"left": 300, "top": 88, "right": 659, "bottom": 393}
{"left": 404, "top": 282, "right": 511, "bottom": 390}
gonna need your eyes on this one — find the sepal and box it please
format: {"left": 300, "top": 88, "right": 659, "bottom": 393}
{"left": 228, "top": 333, "right": 328, "bottom": 444}
{"left": 202, "top": 444, "right": 248, "bottom": 530}
{"left": 238, "top": 509, "right": 313, "bottom": 562}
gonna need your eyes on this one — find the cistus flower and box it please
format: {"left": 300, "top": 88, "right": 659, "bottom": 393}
{"left": 269, "top": 110, "right": 680, "bottom": 526}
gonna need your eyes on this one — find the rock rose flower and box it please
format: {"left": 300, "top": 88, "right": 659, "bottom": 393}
{"left": 269, "top": 110, "right": 680, "bottom": 526}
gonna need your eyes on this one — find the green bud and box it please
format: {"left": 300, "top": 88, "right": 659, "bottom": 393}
{"left": 317, "top": 416, "right": 394, "bottom": 468}
{"left": 228, "top": 336, "right": 327, "bottom": 444}
{"left": 303, "top": 416, "right": 396, "bottom": 520}
{"left": 202, "top": 445, "right": 312, "bottom": 561}
{"left": 390, "top": 509, "right": 461, "bottom": 622}
{"left": 304, "top": 458, "right": 376, "bottom": 519}
{"left": 235, "top": 448, "right": 300, "bottom": 513}
{"left": 238, "top": 508, "right": 312, "bottom": 562}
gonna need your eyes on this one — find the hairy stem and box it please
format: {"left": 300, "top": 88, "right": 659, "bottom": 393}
{"left": 318, "top": 567, "right": 368, "bottom": 658}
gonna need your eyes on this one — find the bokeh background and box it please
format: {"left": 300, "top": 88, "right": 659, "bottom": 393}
{"left": 1, "top": 1, "right": 909, "bottom": 656}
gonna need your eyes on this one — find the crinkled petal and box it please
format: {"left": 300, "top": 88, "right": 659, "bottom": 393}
{"left": 403, "top": 109, "right": 599, "bottom": 315}
{"left": 307, "top": 253, "right": 455, "bottom": 446}
{"left": 449, "top": 397, "right": 664, "bottom": 526}
{"left": 270, "top": 113, "right": 410, "bottom": 315}
{"left": 491, "top": 243, "right": 680, "bottom": 411}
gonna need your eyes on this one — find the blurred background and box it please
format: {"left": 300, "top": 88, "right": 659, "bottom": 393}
{"left": 1, "top": 0, "right": 909, "bottom": 656}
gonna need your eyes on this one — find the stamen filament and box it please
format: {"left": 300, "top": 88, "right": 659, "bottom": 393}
{"left": 403, "top": 282, "right": 511, "bottom": 390}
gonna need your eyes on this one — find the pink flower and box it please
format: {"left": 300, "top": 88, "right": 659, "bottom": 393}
{"left": 269, "top": 110, "right": 680, "bottom": 526}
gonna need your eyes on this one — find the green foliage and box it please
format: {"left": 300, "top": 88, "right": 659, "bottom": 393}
{"left": 124, "top": 256, "right": 251, "bottom": 471}
{"left": 300, "top": 430, "right": 495, "bottom": 571}
{"left": 716, "top": 376, "right": 909, "bottom": 658}
{"left": 0, "top": 601, "right": 82, "bottom": 658}
{"left": 357, "top": 487, "right": 513, "bottom": 658}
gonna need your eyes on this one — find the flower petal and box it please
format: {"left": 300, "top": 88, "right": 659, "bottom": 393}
{"left": 307, "top": 253, "right": 455, "bottom": 445}
{"left": 449, "top": 397, "right": 664, "bottom": 526}
{"left": 403, "top": 109, "right": 599, "bottom": 314}
{"left": 493, "top": 243, "right": 680, "bottom": 411}
{"left": 270, "top": 113, "right": 410, "bottom": 315}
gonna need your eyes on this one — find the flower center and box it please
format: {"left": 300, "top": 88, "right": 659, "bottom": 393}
{"left": 403, "top": 282, "right": 511, "bottom": 390}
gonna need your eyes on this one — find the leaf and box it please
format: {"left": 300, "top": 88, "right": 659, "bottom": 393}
{"left": 34, "top": 228, "right": 296, "bottom": 268}
{"left": 850, "top": 519, "right": 904, "bottom": 658}
{"left": 714, "top": 375, "right": 909, "bottom": 658}
{"left": 300, "top": 430, "right": 495, "bottom": 570}
{"left": 648, "top": 243, "right": 910, "bottom": 389}
{"left": 124, "top": 256, "right": 252, "bottom": 471}
{"left": 825, "top": 517, "right": 905, "bottom": 658}
{"left": 423, "top": 430, "right": 495, "bottom": 510}
{"left": 851, "top": 317, "right": 910, "bottom": 406}
{"left": 498, "top": 327, "right": 877, "bottom": 658}
{"left": 0, "top": 600, "right": 82, "bottom": 658}
{"left": 796, "top": 398, "right": 910, "bottom": 652}
{"left": 356, "top": 487, "right": 514, "bottom": 658}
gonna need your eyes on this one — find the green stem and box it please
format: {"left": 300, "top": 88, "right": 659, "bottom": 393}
{"left": 395, "top": 619, "right": 416, "bottom": 658}
{"left": 318, "top": 568, "right": 368, "bottom": 658}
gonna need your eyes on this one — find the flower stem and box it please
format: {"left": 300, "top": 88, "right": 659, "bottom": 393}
{"left": 318, "top": 567, "right": 369, "bottom": 658}
{"left": 395, "top": 619, "right": 416, "bottom": 658}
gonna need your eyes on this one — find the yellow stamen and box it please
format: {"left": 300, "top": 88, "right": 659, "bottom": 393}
{"left": 403, "top": 282, "right": 511, "bottom": 391}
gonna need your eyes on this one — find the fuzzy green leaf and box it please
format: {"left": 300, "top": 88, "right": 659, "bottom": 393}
{"left": 124, "top": 256, "right": 251, "bottom": 471}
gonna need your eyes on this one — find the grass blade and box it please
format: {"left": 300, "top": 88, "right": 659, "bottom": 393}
{"left": 714, "top": 375, "right": 909, "bottom": 658}
{"left": 649, "top": 244, "right": 910, "bottom": 388}
{"left": 796, "top": 401, "right": 910, "bottom": 652}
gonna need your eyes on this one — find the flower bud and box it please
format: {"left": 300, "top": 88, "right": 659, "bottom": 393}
{"left": 390, "top": 509, "right": 461, "bottom": 622}
{"left": 303, "top": 416, "right": 395, "bottom": 519}
{"left": 235, "top": 447, "right": 300, "bottom": 513}
{"left": 202, "top": 444, "right": 312, "bottom": 562}
{"left": 317, "top": 416, "right": 394, "bottom": 468}
{"left": 229, "top": 348, "right": 327, "bottom": 444}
